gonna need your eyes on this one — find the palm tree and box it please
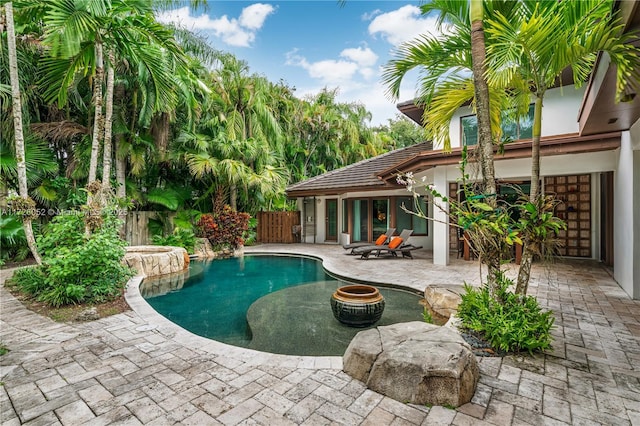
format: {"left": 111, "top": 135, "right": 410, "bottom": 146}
{"left": 4, "top": 2, "right": 41, "bottom": 264}
{"left": 184, "top": 55, "right": 286, "bottom": 212}
{"left": 484, "top": 0, "right": 640, "bottom": 294}
{"left": 382, "top": 0, "right": 522, "bottom": 282}
{"left": 39, "top": 0, "right": 189, "bottom": 190}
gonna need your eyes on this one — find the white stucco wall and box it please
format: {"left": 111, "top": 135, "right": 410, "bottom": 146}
{"left": 445, "top": 86, "right": 586, "bottom": 149}
{"left": 614, "top": 121, "right": 640, "bottom": 299}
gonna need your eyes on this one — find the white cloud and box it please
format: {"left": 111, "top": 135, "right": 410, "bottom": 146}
{"left": 239, "top": 3, "right": 275, "bottom": 30}
{"left": 340, "top": 46, "right": 378, "bottom": 67}
{"left": 368, "top": 5, "right": 439, "bottom": 45}
{"left": 286, "top": 44, "right": 379, "bottom": 89}
{"left": 156, "top": 4, "right": 275, "bottom": 48}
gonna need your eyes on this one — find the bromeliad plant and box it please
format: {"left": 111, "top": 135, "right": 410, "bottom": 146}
{"left": 196, "top": 205, "right": 250, "bottom": 250}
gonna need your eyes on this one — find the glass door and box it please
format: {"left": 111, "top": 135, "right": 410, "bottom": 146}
{"left": 372, "top": 199, "right": 389, "bottom": 240}
{"left": 325, "top": 199, "right": 338, "bottom": 241}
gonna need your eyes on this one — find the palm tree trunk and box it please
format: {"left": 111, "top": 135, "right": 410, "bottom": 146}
{"left": 6, "top": 2, "right": 41, "bottom": 265}
{"left": 88, "top": 41, "right": 104, "bottom": 185}
{"left": 470, "top": 0, "right": 497, "bottom": 205}
{"left": 230, "top": 184, "right": 238, "bottom": 211}
{"left": 516, "top": 95, "right": 544, "bottom": 295}
{"left": 529, "top": 96, "right": 543, "bottom": 201}
{"left": 101, "top": 50, "right": 115, "bottom": 189}
{"left": 470, "top": 0, "right": 499, "bottom": 289}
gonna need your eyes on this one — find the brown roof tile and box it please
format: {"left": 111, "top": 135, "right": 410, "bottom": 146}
{"left": 286, "top": 142, "right": 432, "bottom": 197}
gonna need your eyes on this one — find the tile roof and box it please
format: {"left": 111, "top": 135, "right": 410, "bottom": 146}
{"left": 286, "top": 142, "right": 432, "bottom": 196}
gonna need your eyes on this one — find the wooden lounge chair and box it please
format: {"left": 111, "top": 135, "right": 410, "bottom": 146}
{"left": 369, "top": 243, "right": 423, "bottom": 259}
{"left": 353, "top": 229, "right": 415, "bottom": 259}
{"left": 342, "top": 227, "right": 396, "bottom": 254}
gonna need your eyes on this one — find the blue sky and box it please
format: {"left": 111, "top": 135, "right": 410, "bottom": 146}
{"left": 157, "top": 1, "right": 442, "bottom": 126}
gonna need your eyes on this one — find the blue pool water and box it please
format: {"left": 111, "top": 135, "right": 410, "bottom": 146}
{"left": 141, "top": 255, "right": 333, "bottom": 345}
{"left": 141, "top": 255, "right": 424, "bottom": 356}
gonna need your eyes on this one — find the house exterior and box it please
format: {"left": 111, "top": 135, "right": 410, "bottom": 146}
{"left": 285, "top": 3, "right": 640, "bottom": 300}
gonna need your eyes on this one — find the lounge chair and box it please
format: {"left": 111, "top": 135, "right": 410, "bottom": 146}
{"left": 353, "top": 229, "right": 418, "bottom": 259}
{"left": 342, "top": 228, "right": 396, "bottom": 254}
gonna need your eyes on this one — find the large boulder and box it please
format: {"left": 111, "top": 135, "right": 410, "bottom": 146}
{"left": 343, "top": 321, "right": 478, "bottom": 407}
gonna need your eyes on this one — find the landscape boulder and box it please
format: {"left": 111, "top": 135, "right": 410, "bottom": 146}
{"left": 424, "top": 284, "right": 465, "bottom": 319}
{"left": 343, "top": 321, "right": 478, "bottom": 407}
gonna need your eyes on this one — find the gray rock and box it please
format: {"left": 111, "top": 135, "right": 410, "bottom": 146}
{"left": 343, "top": 321, "right": 478, "bottom": 407}
{"left": 76, "top": 307, "right": 99, "bottom": 321}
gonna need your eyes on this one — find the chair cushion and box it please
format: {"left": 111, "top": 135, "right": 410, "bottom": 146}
{"left": 375, "top": 235, "right": 387, "bottom": 245}
{"left": 388, "top": 237, "right": 403, "bottom": 249}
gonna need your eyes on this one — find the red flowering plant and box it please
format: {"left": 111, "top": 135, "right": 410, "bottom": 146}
{"left": 196, "top": 205, "right": 250, "bottom": 250}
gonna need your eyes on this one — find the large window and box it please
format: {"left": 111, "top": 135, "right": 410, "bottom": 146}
{"left": 395, "top": 197, "right": 428, "bottom": 235}
{"left": 461, "top": 104, "right": 535, "bottom": 146}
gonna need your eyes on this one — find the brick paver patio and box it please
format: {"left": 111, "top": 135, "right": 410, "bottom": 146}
{"left": 1, "top": 244, "right": 639, "bottom": 425}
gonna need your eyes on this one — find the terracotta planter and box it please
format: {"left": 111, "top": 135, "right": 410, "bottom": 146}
{"left": 330, "top": 284, "right": 385, "bottom": 327}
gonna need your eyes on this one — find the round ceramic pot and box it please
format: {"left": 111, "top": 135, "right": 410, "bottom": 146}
{"left": 330, "top": 284, "right": 385, "bottom": 327}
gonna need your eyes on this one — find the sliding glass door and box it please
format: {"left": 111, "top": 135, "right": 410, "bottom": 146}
{"left": 351, "top": 199, "right": 369, "bottom": 242}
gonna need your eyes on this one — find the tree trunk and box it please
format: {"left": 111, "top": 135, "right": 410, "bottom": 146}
{"left": 515, "top": 242, "right": 534, "bottom": 295}
{"left": 469, "top": 0, "right": 499, "bottom": 289}
{"left": 88, "top": 41, "right": 104, "bottom": 185}
{"left": 101, "top": 50, "right": 115, "bottom": 189}
{"left": 151, "top": 112, "right": 170, "bottom": 159}
{"left": 470, "top": 0, "right": 497, "bottom": 206}
{"left": 529, "top": 96, "right": 543, "bottom": 202}
{"left": 6, "top": 2, "right": 41, "bottom": 265}
{"left": 230, "top": 184, "right": 238, "bottom": 211}
{"left": 515, "top": 95, "right": 544, "bottom": 295}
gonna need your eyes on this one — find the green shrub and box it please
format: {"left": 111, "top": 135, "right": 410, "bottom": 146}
{"left": 152, "top": 228, "right": 196, "bottom": 253}
{"left": 7, "top": 266, "right": 47, "bottom": 295}
{"left": 10, "top": 213, "right": 133, "bottom": 307}
{"left": 0, "top": 214, "right": 31, "bottom": 264}
{"left": 457, "top": 272, "right": 555, "bottom": 354}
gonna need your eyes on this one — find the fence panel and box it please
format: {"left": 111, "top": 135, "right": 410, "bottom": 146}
{"left": 124, "top": 211, "right": 175, "bottom": 246}
{"left": 257, "top": 211, "right": 301, "bottom": 243}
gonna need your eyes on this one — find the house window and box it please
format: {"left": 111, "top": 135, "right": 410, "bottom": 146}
{"left": 395, "top": 197, "right": 428, "bottom": 235}
{"left": 461, "top": 104, "right": 535, "bottom": 146}
{"left": 461, "top": 115, "right": 478, "bottom": 146}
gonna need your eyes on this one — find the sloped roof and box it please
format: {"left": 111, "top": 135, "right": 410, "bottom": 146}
{"left": 286, "top": 142, "right": 432, "bottom": 197}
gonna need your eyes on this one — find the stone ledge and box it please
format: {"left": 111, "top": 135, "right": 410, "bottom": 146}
{"left": 123, "top": 245, "right": 189, "bottom": 278}
{"left": 343, "top": 321, "right": 479, "bottom": 407}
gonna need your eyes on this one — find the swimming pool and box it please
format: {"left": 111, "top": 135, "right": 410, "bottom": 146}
{"left": 140, "top": 255, "right": 424, "bottom": 356}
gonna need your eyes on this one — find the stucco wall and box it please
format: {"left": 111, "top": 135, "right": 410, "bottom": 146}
{"left": 614, "top": 122, "right": 640, "bottom": 299}
{"left": 445, "top": 86, "right": 586, "bottom": 149}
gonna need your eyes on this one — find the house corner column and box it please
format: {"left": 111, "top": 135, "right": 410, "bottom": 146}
{"left": 432, "top": 167, "right": 449, "bottom": 265}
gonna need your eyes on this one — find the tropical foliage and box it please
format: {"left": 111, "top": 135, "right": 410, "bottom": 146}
{"left": 457, "top": 272, "right": 555, "bottom": 354}
{"left": 1, "top": 0, "right": 408, "bottom": 264}
{"left": 8, "top": 212, "right": 133, "bottom": 307}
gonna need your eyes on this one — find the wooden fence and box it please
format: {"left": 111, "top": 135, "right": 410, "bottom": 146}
{"left": 124, "top": 211, "right": 175, "bottom": 246}
{"left": 256, "top": 211, "right": 301, "bottom": 243}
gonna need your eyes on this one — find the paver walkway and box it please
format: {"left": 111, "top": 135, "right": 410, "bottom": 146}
{"left": 1, "top": 244, "right": 639, "bottom": 425}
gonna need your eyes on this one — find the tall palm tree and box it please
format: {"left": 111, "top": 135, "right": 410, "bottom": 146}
{"left": 39, "top": 0, "right": 188, "bottom": 189}
{"left": 484, "top": 0, "right": 640, "bottom": 294}
{"left": 184, "top": 55, "right": 285, "bottom": 212}
{"left": 4, "top": 2, "right": 41, "bottom": 264}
